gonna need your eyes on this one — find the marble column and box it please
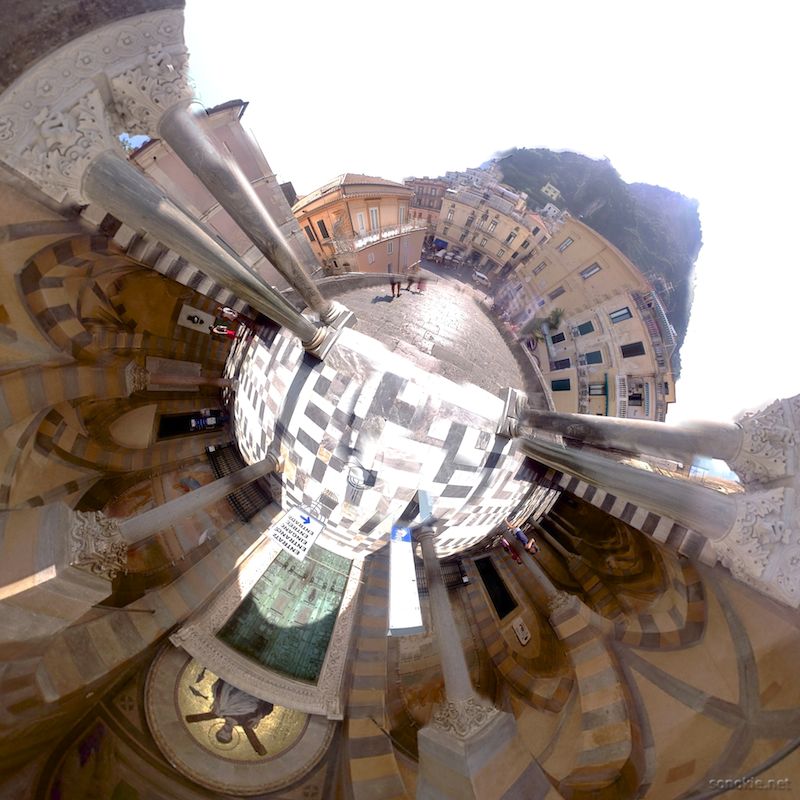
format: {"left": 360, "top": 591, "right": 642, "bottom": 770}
{"left": 158, "top": 104, "right": 350, "bottom": 327}
{"left": 144, "top": 372, "right": 234, "bottom": 389}
{"left": 117, "top": 451, "right": 281, "bottom": 546}
{"left": 82, "top": 151, "right": 334, "bottom": 355}
{"left": 0, "top": 453, "right": 281, "bottom": 642}
{"left": 415, "top": 528, "right": 551, "bottom": 800}
{"left": 418, "top": 528, "right": 478, "bottom": 702}
{"left": 517, "top": 434, "right": 738, "bottom": 540}
{"left": 517, "top": 408, "right": 742, "bottom": 463}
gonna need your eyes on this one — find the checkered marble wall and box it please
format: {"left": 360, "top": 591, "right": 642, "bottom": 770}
{"left": 225, "top": 324, "right": 543, "bottom": 559}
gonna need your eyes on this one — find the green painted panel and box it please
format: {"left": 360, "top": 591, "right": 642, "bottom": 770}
{"left": 217, "top": 544, "right": 352, "bottom": 683}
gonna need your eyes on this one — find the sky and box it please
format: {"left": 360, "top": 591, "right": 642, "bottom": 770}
{"left": 183, "top": 0, "right": 800, "bottom": 426}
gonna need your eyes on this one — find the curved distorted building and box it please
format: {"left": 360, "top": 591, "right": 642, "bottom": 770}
{"left": 1, "top": 4, "right": 799, "bottom": 799}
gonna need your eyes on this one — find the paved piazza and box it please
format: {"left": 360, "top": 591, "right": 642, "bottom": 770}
{"left": 223, "top": 274, "right": 557, "bottom": 559}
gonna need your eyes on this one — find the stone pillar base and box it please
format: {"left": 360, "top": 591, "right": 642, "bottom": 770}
{"left": 320, "top": 300, "right": 356, "bottom": 329}
{"left": 304, "top": 302, "right": 356, "bottom": 360}
{"left": 496, "top": 387, "right": 528, "bottom": 438}
{"left": 417, "top": 706, "right": 558, "bottom": 800}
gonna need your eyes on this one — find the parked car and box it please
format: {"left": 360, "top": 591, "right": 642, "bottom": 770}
{"left": 472, "top": 270, "right": 491, "bottom": 288}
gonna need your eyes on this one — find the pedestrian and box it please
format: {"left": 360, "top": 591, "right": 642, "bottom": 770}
{"left": 417, "top": 275, "right": 427, "bottom": 294}
{"left": 210, "top": 324, "right": 237, "bottom": 339}
{"left": 390, "top": 274, "right": 401, "bottom": 298}
{"left": 405, "top": 262, "right": 421, "bottom": 292}
{"left": 218, "top": 306, "right": 239, "bottom": 321}
{"left": 505, "top": 517, "right": 539, "bottom": 553}
{"left": 500, "top": 536, "right": 523, "bottom": 565}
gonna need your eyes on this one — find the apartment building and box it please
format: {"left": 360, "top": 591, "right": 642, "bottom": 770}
{"left": 433, "top": 182, "right": 549, "bottom": 275}
{"left": 404, "top": 175, "right": 449, "bottom": 237}
{"left": 292, "top": 174, "right": 426, "bottom": 275}
{"left": 506, "top": 217, "right": 677, "bottom": 419}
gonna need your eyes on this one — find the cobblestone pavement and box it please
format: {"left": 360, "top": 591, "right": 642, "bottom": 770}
{"left": 336, "top": 271, "right": 547, "bottom": 404}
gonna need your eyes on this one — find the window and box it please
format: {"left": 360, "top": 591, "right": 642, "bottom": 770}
{"left": 367, "top": 252, "right": 375, "bottom": 264}
{"left": 304, "top": 225, "right": 316, "bottom": 242}
{"left": 558, "top": 236, "right": 574, "bottom": 252}
{"left": 664, "top": 382, "right": 670, "bottom": 394}
{"left": 496, "top": 248, "right": 505, "bottom": 258}
{"left": 480, "top": 237, "right": 488, "bottom": 247}
{"left": 548, "top": 286, "right": 566, "bottom": 301}
{"left": 399, "top": 205, "right": 406, "bottom": 224}
{"left": 356, "top": 211, "right": 366, "bottom": 234}
{"left": 532, "top": 226, "right": 540, "bottom": 236}
{"left": 610, "top": 306, "right": 633, "bottom": 323}
{"left": 621, "top": 341, "right": 646, "bottom": 358}
{"left": 511, "top": 251, "right": 519, "bottom": 259}
{"left": 521, "top": 239, "right": 530, "bottom": 249}
{"left": 488, "top": 219, "right": 497, "bottom": 233}
{"left": 552, "top": 358, "right": 571, "bottom": 370}
{"left": 465, "top": 215, "right": 474, "bottom": 229}
{"left": 550, "top": 332, "right": 566, "bottom": 343}
{"left": 369, "top": 207, "right": 379, "bottom": 230}
{"left": 576, "top": 321, "right": 594, "bottom": 336}
{"left": 589, "top": 383, "right": 606, "bottom": 396}
{"left": 317, "top": 219, "right": 330, "bottom": 239}
{"left": 580, "top": 262, "right": 601, "bottom": 279}
{"left": 551, "top": 379, "right": 571, "bottom": 392}
{"left": 459, "top": 231, "right": 468, "bottom": 242}
{"left": 533, "top": 261, "right": 547, "bottom": 275}
{"left": 585, "top": 350, "right": 603, "bottom": 364}
{"left": 387, "top": 241, "right": 393, "bottom": 254}
{"left": 446, "top": 208, "right": 454, "bottom": 222}
{"left": 505, "top": 231, "right": 517, "bottom": 245}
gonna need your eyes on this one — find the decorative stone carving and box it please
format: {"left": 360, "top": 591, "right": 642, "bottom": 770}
{"left": 547, "top": 589, "right": 577, "bottom": 615}
{"left": 0, "top": 10, "right": 186, "bottom": 202}
{"left": 730, "top": 395, "right": 798, "bottom": 485}
{"left": 111, "top": 44, "right": 195, "bottom": 137}
{"left": 125, "top": 361, "right": 150, "bottom": 394}
{"left": 715, "top": 488, "right": 799, "bottom": 606}
{"left": 431, "top": 697, "right": 499, "bottom": 739}
{"left": 70, "top": 511, "right": 127, "bottom": 580}
{"left": 10, "top": 89, "right": 120, "bottom": 203}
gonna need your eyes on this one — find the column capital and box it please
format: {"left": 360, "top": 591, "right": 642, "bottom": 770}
{"left": 111, "top": 44, "right": 196, "bottom": 138}
{"left": 125, "top": 361, "right": 150, "bottom": 394}
{"left": 431, "top": 697, "right": 499, "bottom": 740}
{"left": 731, "top": 394, "right": 799, "bottom": 485}
{"left": 70, "top": 511, "right": 128, "bottom": 581}
{"left": 3, "top": 88, "right": 121, "bottom": 204}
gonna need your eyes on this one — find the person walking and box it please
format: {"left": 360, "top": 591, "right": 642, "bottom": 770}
{"left": 218, "top": 306, "right": 239, "bottom": 321}
{"left": 405, "top": 261, "right": 421, "bottom": 292}
{"left": 505, "top": 517, "right": 539, "bottom": 553}
{"left": 210, "top": 324, "right": 237, "bottom": 339}
{"left": 390, "top": 273, "right": 402, "bottom": 298}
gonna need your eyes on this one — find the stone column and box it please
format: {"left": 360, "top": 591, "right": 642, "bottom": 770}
{"left": 144, "top": 372, "right": 234, "bottom": 389}
{"left": 118, "top": 451, "right": 282, "bottom": 546}
{"left": 518, "top": 434, "right": 738, "bottom": 540}
{"left": 418, "top": 528, "right": 479, "bottom": 702}
{"left": 0, "top": 453, "right": 281, "bottom": 642}
{"left": 516, "top": 408, "right": 742, "bottom": 463}
{"left": 157, "top": 104, "right": 351, "bottom": 328}
{"left": 82, "top": 152, "right": 337, "bottom": 356}
{"left": 415, "top": 528, "right": 551, "bottom": 800}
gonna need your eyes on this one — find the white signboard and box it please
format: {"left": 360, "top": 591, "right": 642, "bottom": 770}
{"left": 511, "top": 616, "right": 531, "bottom": 646}
{"left": 270, "top": 506, "right": 324, "bottom": 561}
{"left": 388, "top": 524, "right": 424, "bottom": 636}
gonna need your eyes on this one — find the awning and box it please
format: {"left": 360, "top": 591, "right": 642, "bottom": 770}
{"left": 433, "top": 238, "right": 448, "bottom": 250}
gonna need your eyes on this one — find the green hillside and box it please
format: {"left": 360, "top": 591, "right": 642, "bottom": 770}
{"left": 496, "top": 148, "right": 702, "bottom": 376}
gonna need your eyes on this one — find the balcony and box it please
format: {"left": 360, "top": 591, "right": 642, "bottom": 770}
{"left": 331, "top": 221, "right": 427, "bottom": 255}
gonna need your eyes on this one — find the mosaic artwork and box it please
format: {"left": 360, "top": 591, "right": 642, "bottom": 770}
{"left": 217, "top": 543, "right": 352, "bottom": 682}
{"left": 176, "top": 659, "right": 307, "bottom": 762}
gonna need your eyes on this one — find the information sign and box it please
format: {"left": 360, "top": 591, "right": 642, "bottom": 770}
{"left": 270, "top": 506, "right": 324, "bottom": 560}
